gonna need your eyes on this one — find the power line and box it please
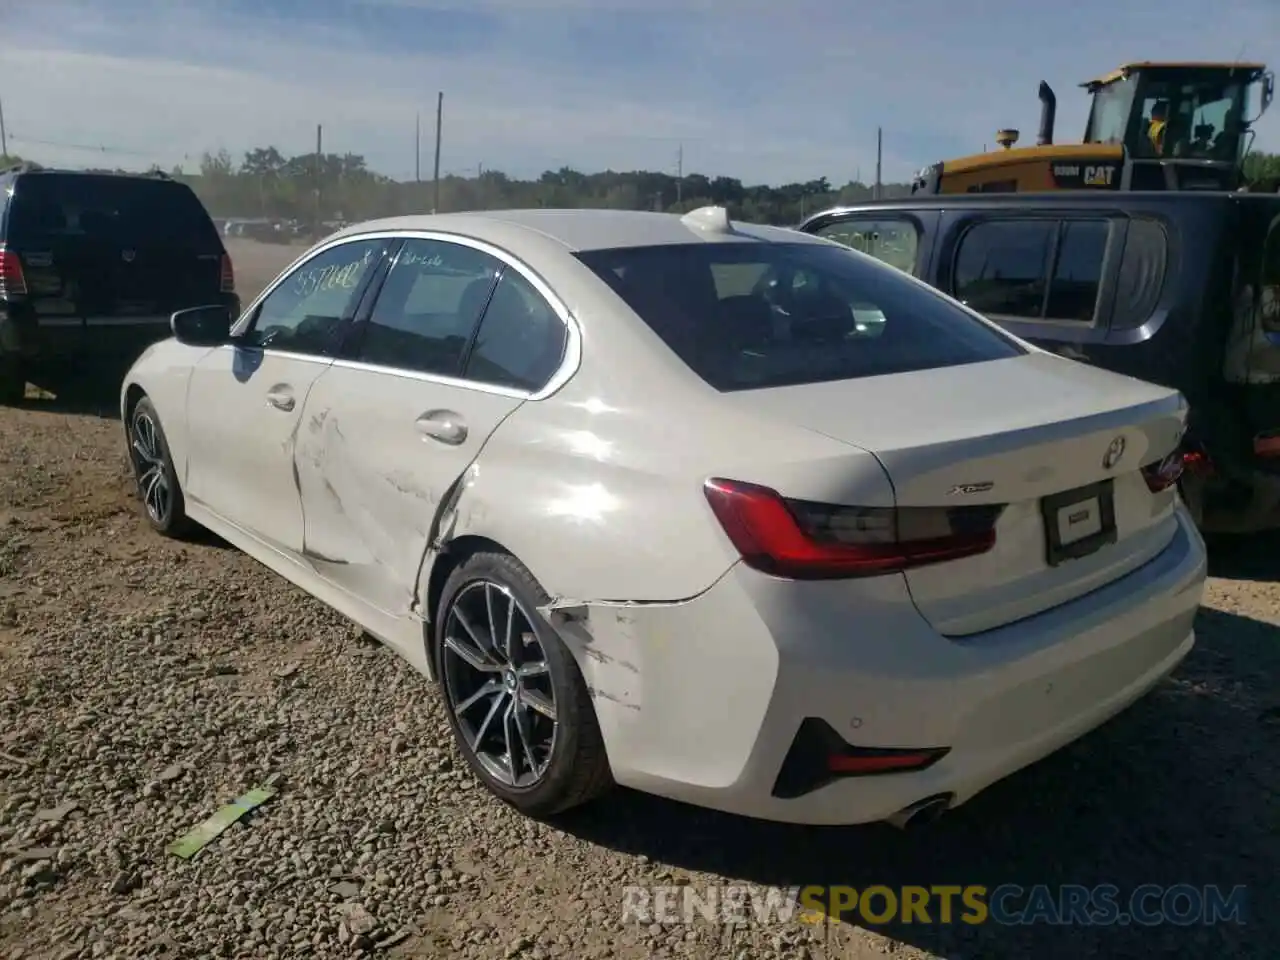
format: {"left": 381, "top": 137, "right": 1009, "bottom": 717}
{"left": 9, "top": 133, "right": 153, "bottom": 158}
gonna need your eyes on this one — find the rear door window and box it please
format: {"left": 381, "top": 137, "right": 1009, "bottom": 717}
{"left": 811, "top": 218, "right": 920, "bottom": 274}
{"left": 356, "top": 238, "right": 500, "bottom": 377}
{"left": 7, "top": 174, "right": 221, "bottom": 250}
{"left": 952, "top": 218, "right": 1111, "bottom": 323}
{"left": 576, "top": 241, "right": 1024, "bottom": 392}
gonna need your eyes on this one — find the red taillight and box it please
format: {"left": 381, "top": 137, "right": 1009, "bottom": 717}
{"left": 826, "top": 750, "right": 947, "bottom": 775}
{"left": 0, "top": 247, "right": 27, "bottom": 297}
{"left": 1181, "top": 449, "right": 1213, "bottom": 476}
{"left": 1141, "top": 452, "right": 1185, "bottom": 493}
{"left": 703, "top": 478, "right": 1002, "bottom": 580}
{"left": 220, "top": 253, "right": 235, "bottom": 293}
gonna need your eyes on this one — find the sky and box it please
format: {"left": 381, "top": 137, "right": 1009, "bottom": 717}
{"left": 3, "top": 0, "right": 1278, "bottom": 186}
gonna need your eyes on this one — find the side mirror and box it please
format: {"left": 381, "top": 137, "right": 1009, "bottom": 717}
{"left": 171, "top": 305, "right": 233, "bottom": 346}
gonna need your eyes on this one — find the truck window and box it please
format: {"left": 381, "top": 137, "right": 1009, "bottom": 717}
{"left": 953, "top": 219, "right": 1110, "bottom": 323}
{"left": 811, "top": 218, "right": 919, "bottom": 274}
{"left": 1262, "top": 218, "right": 1280, "bottom": 335}
{"left": 1110, "top": 218, "right": 1168, "bottom": 330}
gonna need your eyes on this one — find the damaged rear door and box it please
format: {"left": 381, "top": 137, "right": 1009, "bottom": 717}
{"left": 295, "top": 235, "right": 572, "bottom": 616}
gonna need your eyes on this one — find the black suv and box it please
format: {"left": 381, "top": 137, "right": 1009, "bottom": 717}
{"left": 0, "top": 164, "right": 240, "bottom": 402}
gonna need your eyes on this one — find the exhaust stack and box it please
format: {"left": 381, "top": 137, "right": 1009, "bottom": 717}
{"left": 1037, "top": 81, "right": 1057, "bottom": 145}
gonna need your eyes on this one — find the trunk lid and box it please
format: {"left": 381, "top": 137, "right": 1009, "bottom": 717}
{"left": 729, "top": 352, "right": 1187, "bottom": 635}
{"left": 6, "top": 174, "right": 225, "bottom": 322}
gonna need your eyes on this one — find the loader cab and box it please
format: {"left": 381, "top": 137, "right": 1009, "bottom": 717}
{"left": 1082, "top": 62, "right": 1273, "bottom": 191}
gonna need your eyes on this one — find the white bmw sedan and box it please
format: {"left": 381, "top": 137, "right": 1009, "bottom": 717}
{"left": 120, "top": 206, "right": 1207, "bottom": 827}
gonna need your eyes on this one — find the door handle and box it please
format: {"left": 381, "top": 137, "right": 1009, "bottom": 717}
{"left": 416, "top": 410, "right": 467, "bottom": 445}
{"left": 265, "top": 387, "right": 295, "bottom": 412}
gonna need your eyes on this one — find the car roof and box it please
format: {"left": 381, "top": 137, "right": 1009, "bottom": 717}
{"left": 0, "top": 164, "right": 183, "bottom": 184}
{"left": 795, "top": 190, "right": 1272, "bottom": 227}
{"left": 332, "top": 207, "right": 824, "bottom": 254}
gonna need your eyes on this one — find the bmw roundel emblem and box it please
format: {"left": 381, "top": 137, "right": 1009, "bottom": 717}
{"left": 1102, "top": 436, "right": 1126, "bottom": 470}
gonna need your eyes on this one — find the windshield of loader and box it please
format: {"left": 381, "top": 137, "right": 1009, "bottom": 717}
{"left": 1127, "top": 70, "right": 1251, "bottom": 163}
{"left": 1085, "top": 76, "right": 1137, "bottom": 144}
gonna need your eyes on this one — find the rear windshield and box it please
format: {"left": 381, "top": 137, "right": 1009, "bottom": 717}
{"left": 575, "top": 241, "right": 1025, "bottom": 391}
{"left": 7, "top": 175, "right": 220, "bottom": 249}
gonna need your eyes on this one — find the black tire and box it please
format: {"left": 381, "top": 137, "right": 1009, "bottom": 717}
{"left": 127, "top": 396, "right": 194, "bottom": 538}
{"left": 434, "top": 551, "right": 613, "bottom": 817}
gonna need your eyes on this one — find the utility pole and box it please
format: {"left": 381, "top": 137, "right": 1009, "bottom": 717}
{"left": 432, "top": 91, "right": 443, "bottom": 213}
{"left": 874, "top": 127, "right": 882, "bottom": 200}
{"left": 0, "top": 98, "right": 8, "bottom": 159}
{"left": 415, "top": 113, "right": 421, "bottom": 182}
{"left": 314, "top": 124, "right": 323, "bottom": 237}
{"left": 676, "top": 143, "right": 683, "bottom": 204}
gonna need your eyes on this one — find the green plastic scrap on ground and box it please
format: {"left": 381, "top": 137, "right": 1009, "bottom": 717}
{"left": 166, "top": 786, "right": 276, "bottom": 860}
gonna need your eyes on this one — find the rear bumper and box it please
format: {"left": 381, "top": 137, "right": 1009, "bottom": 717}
{"left": 1, "top": 294, "right": 239, "bottom": 365}
{"left": 570, "top": 505, "right": 1207, "bottom": 825}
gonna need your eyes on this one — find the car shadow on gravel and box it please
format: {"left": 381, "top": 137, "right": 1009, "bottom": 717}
{"left": 18, "top": 377, "right": 125, "bottom": 421}
{"left": 557, "top": 606, "right": 1280, "bottom": 960}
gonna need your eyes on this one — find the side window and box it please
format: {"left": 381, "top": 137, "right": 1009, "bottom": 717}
{"left": 464, "top": 269, "right": 567, "bottom": 392}
{"left": 357, "top": 238, "right": 500, "bottom": 376}
{"left": 812, "top": 218, "right": 919, "bottom": 274}
{"left": 244, "top": 239, "right": 385, "bottom": 353}
{"left": 1261, "top": 219, "right": 1280, "bottom": 333}
{"left": 953, "top": 219, "right": 1109, "bottom": 323}
{"left": 1045, "top": 221, "right": 1110, "bottom": 321}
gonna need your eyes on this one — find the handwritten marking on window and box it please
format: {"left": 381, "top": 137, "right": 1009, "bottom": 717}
{"left": 399, "top": 250, "right": 445, "bottom": 268}
{"left": 292, "top": 248, "right": 374, "bottom": 298}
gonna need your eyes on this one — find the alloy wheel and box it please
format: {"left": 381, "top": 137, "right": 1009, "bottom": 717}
{"left": 441, "top": 580, "right": 558, "bottom": 788}
{"left": 130, "top": 410, "right": 171, "bottom": 524}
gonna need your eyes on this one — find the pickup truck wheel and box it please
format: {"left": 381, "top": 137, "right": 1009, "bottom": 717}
{"left": 0, "top": 360, "right": 25, "bottom": 405}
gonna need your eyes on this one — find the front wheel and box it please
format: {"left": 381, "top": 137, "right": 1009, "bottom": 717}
{"left": 127, "top": 397, "right": 193, "bottom": 538}
{"left": 434, "top": 551, "right": 613, "bottom": 817}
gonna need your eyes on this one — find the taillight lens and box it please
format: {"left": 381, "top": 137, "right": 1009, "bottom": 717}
{"left": 220, "top": 254, "right": 235, "bottom": 293}
{"left": 703, "top": 478, "right": 1003, "bottom": 580}
{"left": 0, "top": 247, "right": 27, "bottom": 297}
{"left": 1141, "top": 452, "right": 1185, "bottom": 493}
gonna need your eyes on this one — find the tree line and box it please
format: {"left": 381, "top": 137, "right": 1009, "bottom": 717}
{"left": 187, "top": 147, "right": 914, "bottom": 226}
{"left": 2, "top": 147, "right": 1279, "bottom": 228}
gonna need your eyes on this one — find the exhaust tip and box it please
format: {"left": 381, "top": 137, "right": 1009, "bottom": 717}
{"left": 884, "top": 793, "right": 953, "bottom": 830}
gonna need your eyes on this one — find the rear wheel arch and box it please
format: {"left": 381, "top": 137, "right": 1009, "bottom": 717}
{"left": 424, "top": 535, "right": 511, "bottom": 666}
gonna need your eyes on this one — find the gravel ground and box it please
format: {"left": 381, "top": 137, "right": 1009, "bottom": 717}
{"left": 0, "top": 246, "right": 1277, "bottom": 958}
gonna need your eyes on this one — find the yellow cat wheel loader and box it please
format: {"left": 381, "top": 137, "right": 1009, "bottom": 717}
{"left": 911, "top": 62, "right": 1276, "bottom": 195}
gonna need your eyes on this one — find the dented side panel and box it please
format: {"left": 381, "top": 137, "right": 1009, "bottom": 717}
{"left": 414, "top": 388, "right": 893, "bottom": 609}
{"left": 184, "top": 348, "right": 333, "bottom": 555}
{"left": 293, "top": 363, "right": 524, "bottom": 617}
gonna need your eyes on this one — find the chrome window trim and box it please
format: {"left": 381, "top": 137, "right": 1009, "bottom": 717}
{"left": 229, "top": 228, "right": 583, "bottom": 401}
